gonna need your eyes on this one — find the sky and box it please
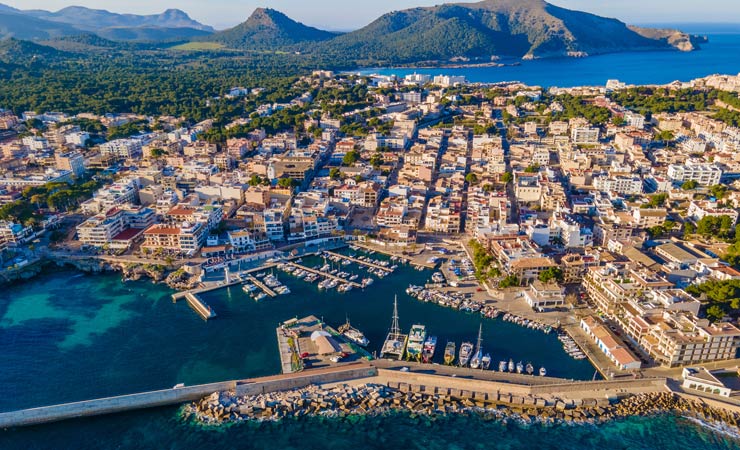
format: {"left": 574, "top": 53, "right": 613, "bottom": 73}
{"left": 3, "top": 0, "right": 738, "bottom": 30}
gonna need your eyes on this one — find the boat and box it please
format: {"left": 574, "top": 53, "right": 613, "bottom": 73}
{"left": 443, "top": 341, "right": 456, "bottom": 365}
{"left": 254, "top": 292, "right": 267, "bottom": 301}
{"left": 499, "top": 360, "right": 507, "bottom": 372}
{"left": 526, "top": 363, "right": 534, "bottom": 375}
{"left": 481, "top": 353, "right": 492, "bottom": 370}
{"left": 422, "top": 336, "right": 437, "bottom": 363}
{"left": 470, "top": 324, "right": 484, "bottom": 369}
{"left": 516, "top": 361, "right": 524, "bottom": 374}
{"left": 380, "top": 296, "right": 408, "bottom": 360}
{"left": 405, "top": 324, "right": 427, "bottom": 361}
{"left": 458, "top": 341, "right": 474, "bottom": 367}
{"left": 338, "top": 317, "right": 369, "bottom": 347}
{"left": 539, "top": 367, "right": 547, "bottom": 377}
{"left": 508, "top": 359, "right": 515, "bottom": 372}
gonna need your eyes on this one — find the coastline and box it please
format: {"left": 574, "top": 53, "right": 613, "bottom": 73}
{"left": 185, "top": 384, "right": 740, "bottom": 438}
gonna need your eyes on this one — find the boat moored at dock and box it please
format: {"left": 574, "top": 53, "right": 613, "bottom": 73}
{"left": 458, "top": 341, "right": 473, "bottom": 367}
{"left": 443, "top": 341, "right": 456, "bottom": 365}
{"left": 421, "top": 336, "right": 437, "bottom": 363}
{"left": 405, "top": 324, "right": 427, "bottom": 361}
{"left": 380, "top": 296, "right": 408, "bottom": 360}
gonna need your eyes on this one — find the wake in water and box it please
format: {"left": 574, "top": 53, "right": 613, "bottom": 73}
{"left": 683, "top": 416, "right": 740, "bottom": 441}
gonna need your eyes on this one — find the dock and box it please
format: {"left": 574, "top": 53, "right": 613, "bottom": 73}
{"left": 174, "top": 293, "right": 217, "bottom": 320}
{"left": 246, "top": 276, "right": 277, "bottom": 297}
{"left": 324, "top": 250, "right": 393, "bottom": 272}
{"left": 352, "top": 243, "right": 437, "bottom": 269}
{"left": 287, "top": 262, "right": 362, "bottom": 289}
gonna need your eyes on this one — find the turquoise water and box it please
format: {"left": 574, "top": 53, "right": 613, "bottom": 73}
{"left": 2, "top": 407, "right": 739, "bottom": 449}
{"left": 361, "top": 34, "right": 740, "bottom": 87}
{"left": 0, "top": 255, "right": 736, "bottom": 448}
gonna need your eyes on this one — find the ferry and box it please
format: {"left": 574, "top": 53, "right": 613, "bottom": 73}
{"left": 458, "top": 341, "right": 474, "bottom": 367}
{"left": 405, "top": 324, "right": 427, "bottom": 361}
{"left": 421, "top": 336, "right": 437, "bottom": 363}
{"left": 380, "top": 296, "right": 408, "bottom": 360}
{"left": 539, "top": 367, "right": 547, "bottom": 377}
{"left": 443, "top": 341, "right": 456, "bottom": 365}
{"left": 338, "top": 317, "right": 369, "bottom": 347}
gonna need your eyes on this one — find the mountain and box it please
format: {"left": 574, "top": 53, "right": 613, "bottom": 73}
{"left": 0, "top": 3, "right": 214, "bottom": 42}
{"left": 0, "top": 11, "right": 80, "bottom": 40}
{"left": 204, "top": 8, "right": 338, "bottom": 49}
{"left": 25, "top": 6, "right": 213, "bottom": 32}
{"left": 315, "top": 0, "right": 703, "bottom": 63}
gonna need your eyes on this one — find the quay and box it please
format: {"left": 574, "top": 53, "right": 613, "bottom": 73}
{"left": 352, "top": 243, "right": 437, "bottom": 269}
{"left": 246, "top": 275, "right": 277, "bottom": 297}
{"left": 324, "top": 250, "right": 392, "bottom": 272}
{"left": 0, "top": 361, "right": 671, "bottom": 429}
{"left": 287, "top": 262, "right": 362, "bottom": 289}
{"left": 174, "top": 293, "right": 217, "bottom": 320}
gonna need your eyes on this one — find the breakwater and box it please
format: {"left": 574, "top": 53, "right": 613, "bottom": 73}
{"left": 187, "top": 384, "right": 740, "bottom": 433}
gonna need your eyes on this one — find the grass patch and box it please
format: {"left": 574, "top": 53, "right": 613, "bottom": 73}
{"left": 170, "top": 42, "right": 225, "bottom": 51}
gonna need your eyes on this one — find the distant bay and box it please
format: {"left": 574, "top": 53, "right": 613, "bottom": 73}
{"left": 358, "top": 33, "right": 740, "bottom": 88}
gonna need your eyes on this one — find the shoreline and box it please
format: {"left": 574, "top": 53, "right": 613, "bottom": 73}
{"left": 184, "top": 385, "right": 740, "bottom": 438}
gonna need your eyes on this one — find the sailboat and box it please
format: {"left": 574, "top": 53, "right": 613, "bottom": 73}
{"left": 470, "top": 324, "right": 484, "bottom": 369}
{"left": 380, "top": 296, "right": 408, "bottom": 360}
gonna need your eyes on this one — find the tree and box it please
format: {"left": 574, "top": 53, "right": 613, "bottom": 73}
{"left": 329, "top": 168, "right": 341, "bottom": 180}
{"left": 342, "top": 150, "right": 361, "bottom": 166}
{"left": 524, "top": 164, "right": 540, "bottom": 173}
{"left": 248, "top": 175, "right": 263, "bottom": 186}
{"left": 498, "top": 275, "right": 520, "bottom": 288}
{"left": 681, "top": 180, "right": 698, "bottom": 190}
{"left": 369, "top": 153, "right": 384, "bottom": 168}
{"left": 278, "top": 178, "right": 297, "bottom": 189}
{"left": 501, "top": 172, "right": 513, "bottom": 184}
{"left": 465, "top": 173, "right": 478, "bottom": 185}
{"left": 149, "top": 148, "right": 165, "bottom": 158}
{"left": 706, "top": 305, "right": 726, "bottom": 323}
{"left": 538, "top": 267, "right": 564, "bottom": 284}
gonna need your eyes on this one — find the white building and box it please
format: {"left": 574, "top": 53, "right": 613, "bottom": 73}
{"left": 571, "top": 126, "right": 600, "bottom": 145}
{"left": 667, "top": 163, "right": 722, "bottom": 186}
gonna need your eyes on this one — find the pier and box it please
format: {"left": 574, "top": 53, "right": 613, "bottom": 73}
{"left": 173, "top": 292, "right": 217, "bottom": 320}
{"left": 324, "top": 251, "right": 392, "bottom": 272}
{"left": 287, "top": 262, "right": 362, "bottom": 289}
{"left": 352, "top": 243, "right": 437, "bottom": 269}
{"left": 246, "top": 276, "right": 277, "bottom": 297}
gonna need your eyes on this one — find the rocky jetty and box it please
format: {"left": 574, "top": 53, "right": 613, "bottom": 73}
{"left": 120, "top": 263, "right": 166, "bottom": 282}
{"left": 185, "top": 385, "right": 740, "bottom": 433}
{"left": 164, "top": 268, "right": 200, "bottom": 290}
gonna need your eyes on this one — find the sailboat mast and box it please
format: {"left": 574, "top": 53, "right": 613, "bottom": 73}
{"left": 391, "top": 295, "right": 400, "bottom": 335}
{"left": 475, "top": 323, "right": 483, "bottom": 353}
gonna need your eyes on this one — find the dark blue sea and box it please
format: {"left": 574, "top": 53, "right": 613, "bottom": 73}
{"left": 360, "top": 32, "right": 740, "bottom": 87}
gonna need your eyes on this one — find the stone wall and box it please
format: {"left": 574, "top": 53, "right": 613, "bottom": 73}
{"left": 235, "top": 364, "right": 377, "bottom": 397}
{"left": 0, "top": 381, "right": 236, "bottom": 428}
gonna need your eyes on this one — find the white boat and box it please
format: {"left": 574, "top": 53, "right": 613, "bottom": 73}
{"left": 339, "top": 317, "right": 369, "bottom": 347}
{"left": 508, "top": 359, "right": 515, "bottom": 372}
{"left": 539, "top": 367, "right": 547, "bottom": 377}
{"left": 516, "top": 361, "right": 524, "bottom": 374}
{"left": 499, "top": 360, "right": 507, "bottom": 372}
{"left": 458, "top": 342, "right": 474, "bottom": 367}
{"left": 526, "top": 363, "right": 534, "bottom": 375}
{"left": 481, "top": 354, "right": 492, "bottom": 370}
{"left": 470, "top": 324, "right": 484, "bottom": 369}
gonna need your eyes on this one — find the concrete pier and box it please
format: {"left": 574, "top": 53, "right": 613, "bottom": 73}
{"left": 246, "top": 276, "right": 277, "bottom": 297}
{"left": 324, "top": 251, "right": 393, "bottom": 272}
{"left": 174, "top": 293, "right": 216, "bottom": 320}
{"left": 287, "top": 262, "right": 362, "bottom": 289}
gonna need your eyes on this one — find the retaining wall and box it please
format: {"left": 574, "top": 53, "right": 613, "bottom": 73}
{"left": 236, "top": 364, "right": 377, "bottom": 396}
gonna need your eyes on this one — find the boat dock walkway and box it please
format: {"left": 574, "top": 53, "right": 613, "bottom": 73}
{"left": 173, "top": 293, "right": 217, "bottom": 320}
{"left": 287, "top": 262, "right": 362, "bottom": 289}
{"left": 352, "top": 243, "right": 437, "bottom": 269}
{"left": 324, "top": 251, "right": 392, "bottom": 272}
{"left": 246, "top": 276, "right": 277, "bottom": 297}
{"left": 276, "top": 322, "right": 300, "bottom": 374}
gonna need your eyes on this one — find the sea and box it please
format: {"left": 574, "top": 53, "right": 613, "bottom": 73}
{"left": 358, "top": 29, "right": 740, "bottom": 88}
{"left": 1, "top": 250, "right": 739, "bottom": 448}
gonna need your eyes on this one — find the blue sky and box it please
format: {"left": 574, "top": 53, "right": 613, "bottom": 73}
{"left": 3, "top": 0, "right": 738, "bottom": 30}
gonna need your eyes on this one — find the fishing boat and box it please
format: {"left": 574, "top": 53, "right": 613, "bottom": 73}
{"left": 380, "top": 296, "right": 408, "bottom": 360}
{"left": 516, "top": 361, "right": 524, "bottom": 374}
{"left": 508, "top": 359, "right": 515, "bottom": 372}
{"left": 443, "top": 341, "right": 456, "bottom": 365}
{"left": 526, "top": 363, "right": 534, "bottom": 375}
{"left": 539, "top": 367, "right": 547, "bottom": 377}
{"left": 421, "top": 336, "right": 437, "bottom": 363}
{"left": 405, "top": 324, "right": 427, "bottom": 361}
{"left": 338, "top": 317, "right": 369, "bottom": 347}
{"left": 470, "top": 324, "right": 484, "bottom": 369}
{"left": 481, "top": 353, "right": 492, "bottom": 370}
{"left": 499, "top": 360, "right": 507, "bottom": 372}
{"left": 458, "top": 341, "right": 474, "bottom": 367}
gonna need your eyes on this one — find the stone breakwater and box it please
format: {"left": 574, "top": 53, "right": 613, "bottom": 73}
{"left": 185, "top": 385, "right": 740, "bottom": 431}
